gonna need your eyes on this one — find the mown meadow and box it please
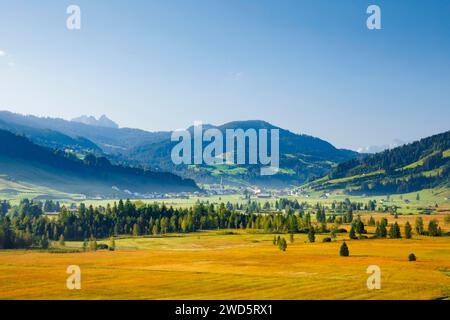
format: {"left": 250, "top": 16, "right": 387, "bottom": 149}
{"left": 0, "top": 213, "right": 449, "bottom": 300}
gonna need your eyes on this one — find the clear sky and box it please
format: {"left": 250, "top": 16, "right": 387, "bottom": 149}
{"left": 0, "top": 0, "right": 449, "bottom": 151}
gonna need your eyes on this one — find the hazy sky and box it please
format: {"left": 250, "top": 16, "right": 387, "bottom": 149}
{"left": 0, "top": 0, "right": 449, "bottom": 150}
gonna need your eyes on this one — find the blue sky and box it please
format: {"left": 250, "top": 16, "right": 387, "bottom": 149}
{"left": 0, "top": 0, "right": 449, "bottom": 151}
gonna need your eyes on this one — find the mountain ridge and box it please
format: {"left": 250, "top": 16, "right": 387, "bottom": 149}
{"left": 0, "top": 111, "right": 361, "bottom": 186}
{"left": 0, "top": 129, "right": 198, "bottom": 196}
{"left": 72, "top": 115, "right": 119, "bottom": 129}
{"left": 306, "top": 130, "right": 450, "bottom": 195}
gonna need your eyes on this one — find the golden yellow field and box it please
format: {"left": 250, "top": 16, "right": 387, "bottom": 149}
{"left": 0, "top": 213, "right": 449, "bottom": 300}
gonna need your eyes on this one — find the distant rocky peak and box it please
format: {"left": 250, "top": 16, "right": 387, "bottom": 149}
{"left": 72, "top": 115, "right": 119, "bottom": 129}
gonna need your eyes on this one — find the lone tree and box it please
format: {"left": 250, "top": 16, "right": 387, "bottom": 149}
{"left": 404, "top": 222, "right": 412, "bottom": 239}
{"left": 289, "top": 233, "right": 294, "bottom": 244}
{"left": 408, "top": 253, "right": 416, "bottom": 261}
{"left": 308, "top": 227, "right": 316, "bottom": 243}
{"left": 340, "top": 242, "right": 349, "bottom": 257}
{"left": 278, "top": 238, "right": 287, "bottom": 252}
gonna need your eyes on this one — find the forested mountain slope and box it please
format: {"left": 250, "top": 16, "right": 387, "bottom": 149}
{"left": 307, "top": 131, "right": 450, "bottom": 194}
{"left": 0, "top": 129, "right": 198, "bottom": 196}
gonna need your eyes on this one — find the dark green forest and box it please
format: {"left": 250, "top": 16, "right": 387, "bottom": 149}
{"left": 0, "top": 198, "right": 443, "bottom": 250}
{"left": 310, "top": 130, "right": 450, "bottom": 194}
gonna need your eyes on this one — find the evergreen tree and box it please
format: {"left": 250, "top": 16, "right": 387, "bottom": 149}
{"left": 308, "top": 227, "right": 315, "bottom": 243}
{"left": 152, "top": 223, "right": 159, "bottom": 235}
{"left": 58, "top": 234, "right": 65, "bottom": 246}
{"left": 389, "top": 222, "right": 401, "bottom": 238}
{"left": 40, "top": 235, "right": 49, "bottom": 249}
{"left": 89, "top": 237, "right": 97, "bottom": 251}
{"left": 132, "top": 223, "right": 141, "bottom": 237}
{"left": 289, "top": 233, "right": 294, "bottom": 244}
{"left": 380, "top": 218, "right": 388, "bottom": 238}
{"left": 404, "top": 221, "right": 412, "bottom": 239}
{"left": 340, "top": 242, "right": 349, "bottom": 256}
{"left": 375, "top": 221, "right": 381, "bottom": 238}
{"left": 346, "top": 209, "right": 353, "bottom": 223}
{"left": 428, "top": 220, "right": 440, "bottom": 236}
{"left": 355, "top": 219, "right": 365, "bottom": 235}
{"left": 109, "top": 237, "right": 116, "bottom": 251}
{"left": 349, "top": 225, "right": 357, "bottom": 239}
{"left": 278, "top": 238, "right": 287, "bottom": 252}
{"left": 415, "top": 217, "right": 424, "bottom": 235}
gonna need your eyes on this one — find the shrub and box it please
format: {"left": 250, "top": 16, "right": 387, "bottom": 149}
{"left": 408, "top": 253, "right": 416, "bottom": 261}
{"left": 340, "top": 242, "right": 349, "bottom": 257}
{"left": 97, "top": 244, "right": 109, "bottom": 250}
{"left": 278, "top": 238, "right": 287, "bottom": 252}
{"left": 322, "top": 237, "right": 332, "bottom": 243}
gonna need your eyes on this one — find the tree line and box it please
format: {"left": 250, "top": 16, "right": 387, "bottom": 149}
{"left": 0, "top": 198, "right": 444, "bottom": 249}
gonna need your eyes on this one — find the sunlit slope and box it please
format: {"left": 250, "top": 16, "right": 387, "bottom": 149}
{"left": 307, "top": 131, "right": 450, "bottom": 194}
{"left": 0, "top": 129, "right": 198, "bottom": 197}
{"left": 0, "top": 229, "right": 448, "bottom": 299}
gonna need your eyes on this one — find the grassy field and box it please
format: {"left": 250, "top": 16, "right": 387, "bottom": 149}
{"left": 71, "top": 187, "right": 450, "bottom": 211}
{"left": 1, "top": 188, "right": 449, "bottom": 300}
{"left": 0, "top": 213, "right": 449, "bottom": 300}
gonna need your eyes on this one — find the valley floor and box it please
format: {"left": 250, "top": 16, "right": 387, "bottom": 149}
{"left": 0, "top": 227, "right": 449, "bottom": 300}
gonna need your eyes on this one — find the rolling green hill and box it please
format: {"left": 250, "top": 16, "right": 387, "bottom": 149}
{"left": 0, "top": 129, "right": 198, "bottom": 198}
{"left": 0, "top": 118, "right": 102, "bottom": 156}
{"left": 0, "top": 112, "right": 361, "bottom": 187}
{"left": 127, "top": 120, "right": 361, "bottom": 186}
{"left": 307, "top": 130, "right": 450, "bottom": 195}
{"left": 0, "top": 111, "right": 170, "bottom": 153}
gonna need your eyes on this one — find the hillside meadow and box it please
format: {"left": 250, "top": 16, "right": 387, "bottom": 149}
{"left": 0, "top": 215, "right": 449, "bottom": 300}
{"left": 71, "top": 187, "right": 450, "bottom": 211}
